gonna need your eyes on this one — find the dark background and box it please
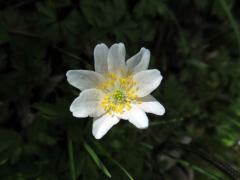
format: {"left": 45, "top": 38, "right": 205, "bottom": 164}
{"left": 0, "top": 0, "right": 240, "bottom": 179}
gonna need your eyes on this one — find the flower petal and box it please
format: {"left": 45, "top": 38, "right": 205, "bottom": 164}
{"left": 126, "top": 48, "right": 150, "bottom": 74}
{"left": 70, "top": 89, "right": 105, "bottom": 118}
{"left": 66, "top": 70, "right": 104, "bottom": 91}
{"left": 94, "top": 43, "right": 109, "bottom": 75}
{"left": 92, "top": 114, "right": 120, "bottom": 139}
{"left": 140, "top": 95, "right": 165, "bottom": 115}
{"left": 108, "top": 43, "right": 126, "bottom": 72}
{"left": 124, "top": 105, "right": 149, "bottom": 129}
{"left": 133, "top": 69, "right": 162, "bottom": 97}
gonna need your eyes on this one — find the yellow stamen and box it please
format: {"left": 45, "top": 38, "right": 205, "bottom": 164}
{"left": 98, "top": 71, "right": 140, "bottom": 115}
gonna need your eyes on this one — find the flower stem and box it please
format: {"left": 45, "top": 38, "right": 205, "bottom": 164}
{"left": 68, "top": 132, "right": 76, "bottom": 180}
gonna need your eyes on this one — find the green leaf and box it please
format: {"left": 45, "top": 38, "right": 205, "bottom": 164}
{"left": 33, "top": 103, "right": 60, "bottom": 117}
{"left": 36, "top": 2, "right": 56, "bottom": 20}
{"left": 32, "top": 100, "right": 71, "bottom": 120}
{"left": 80, "top": 0, "right": 126, "bottom": 28}
{"left": 0, "top": 129, "right": 22, "bottom": 166}
{"left": 0, "top": 129, "right": 21, "bottom": 153}
{"left": 0, "top": 23, "right": 10, "bottom": 44}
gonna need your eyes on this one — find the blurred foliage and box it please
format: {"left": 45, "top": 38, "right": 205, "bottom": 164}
{"left": 0, "top": 0, "right": 240, "bottom": 179}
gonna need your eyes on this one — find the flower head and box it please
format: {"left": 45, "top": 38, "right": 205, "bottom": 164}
{"left": 66, "top": 43, "right": 165, "bottom": 139}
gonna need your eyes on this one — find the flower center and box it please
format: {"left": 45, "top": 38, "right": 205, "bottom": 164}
{"left": 112, "top": 89, "right": 126, "bottom": 103}
{"left": 98, "top": 71, "right": 140, "bottom": 115}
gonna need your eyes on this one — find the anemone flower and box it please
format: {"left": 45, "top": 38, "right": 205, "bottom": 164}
{"left": 66, "top": 43, "right": 165, "bottom": 139}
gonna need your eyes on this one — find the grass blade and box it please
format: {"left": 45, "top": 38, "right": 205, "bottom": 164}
{"left": 111, "top": 159, "right": 134, "bottom": 180}
{"left": 219, "top": 0, "right": 240, "bottom": 54}
{"left": 83, "top": 142, "right": 111, "bottom": 178}
{"left": 92, "top": 141, "right": 134, "bottom": 180}
{"left": 179, "top": 160, "right": 223, "bottom": 180}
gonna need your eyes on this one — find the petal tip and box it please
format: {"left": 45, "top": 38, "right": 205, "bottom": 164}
{"left": 141, "top": 47, "right": 150, "bottom": 53}
{"left": 138, "top": 124, "right": 149, "bottom": 129}
{"left": 93, "top": 134, "right": 102, "bottom": 139}
{"left": 72, "top": 110, "right": 88, "bottom": 118}
{"left": 66, "top": 70, "right": 72, "bottom": 77}
{"left": 116, "top": 43, "right": 125, "bottom": 50}
{"left": 92, "top": 129, "right": 104, "bottom": 139}
{"left": 118, "top": 42, "right": 124, "bottom": 46}
{"left": 95, "top": 43, "right": 107, "bottom": 48}
{"left": 158, "top": 107, "right": 165, "bottom": 116}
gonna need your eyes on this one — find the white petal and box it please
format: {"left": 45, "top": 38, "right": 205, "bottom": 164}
{"left": 133, "top": 69, "right": 162, "bottom": 97}
{"left": 124, "top": 105, "right": 149, "bottom": 129}
{"left": 108, "top": 43, "right": 126, "bottom": 72}
{"left": 140, "top": 95, "right": 165, "bottom": 115}
{"left": 70, "top": 89, "right": 105, "bottom": 118}
{"left": 92, "top": 114, "right": 120, "bottom": 139}
{"left": 94, "top": 43, "right": 109, "bottom": 75}
{"left": 126, "top": 48, "right": 150, "bottom": 74}
{"left": 66, "top": 70, "right": 104, "bottom": 91}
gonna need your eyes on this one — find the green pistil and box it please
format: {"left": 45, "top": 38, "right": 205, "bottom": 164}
{"left": 112, "top": 89, "right": 125, "bottom": 103}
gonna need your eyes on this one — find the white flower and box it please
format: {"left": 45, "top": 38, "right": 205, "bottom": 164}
{"left": 66, "top": 43, "right": 165, "bottom": 139}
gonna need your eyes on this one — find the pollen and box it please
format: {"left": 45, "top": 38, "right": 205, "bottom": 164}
{"left": 98, "top": 71, "right": 140, "bottom": 115}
